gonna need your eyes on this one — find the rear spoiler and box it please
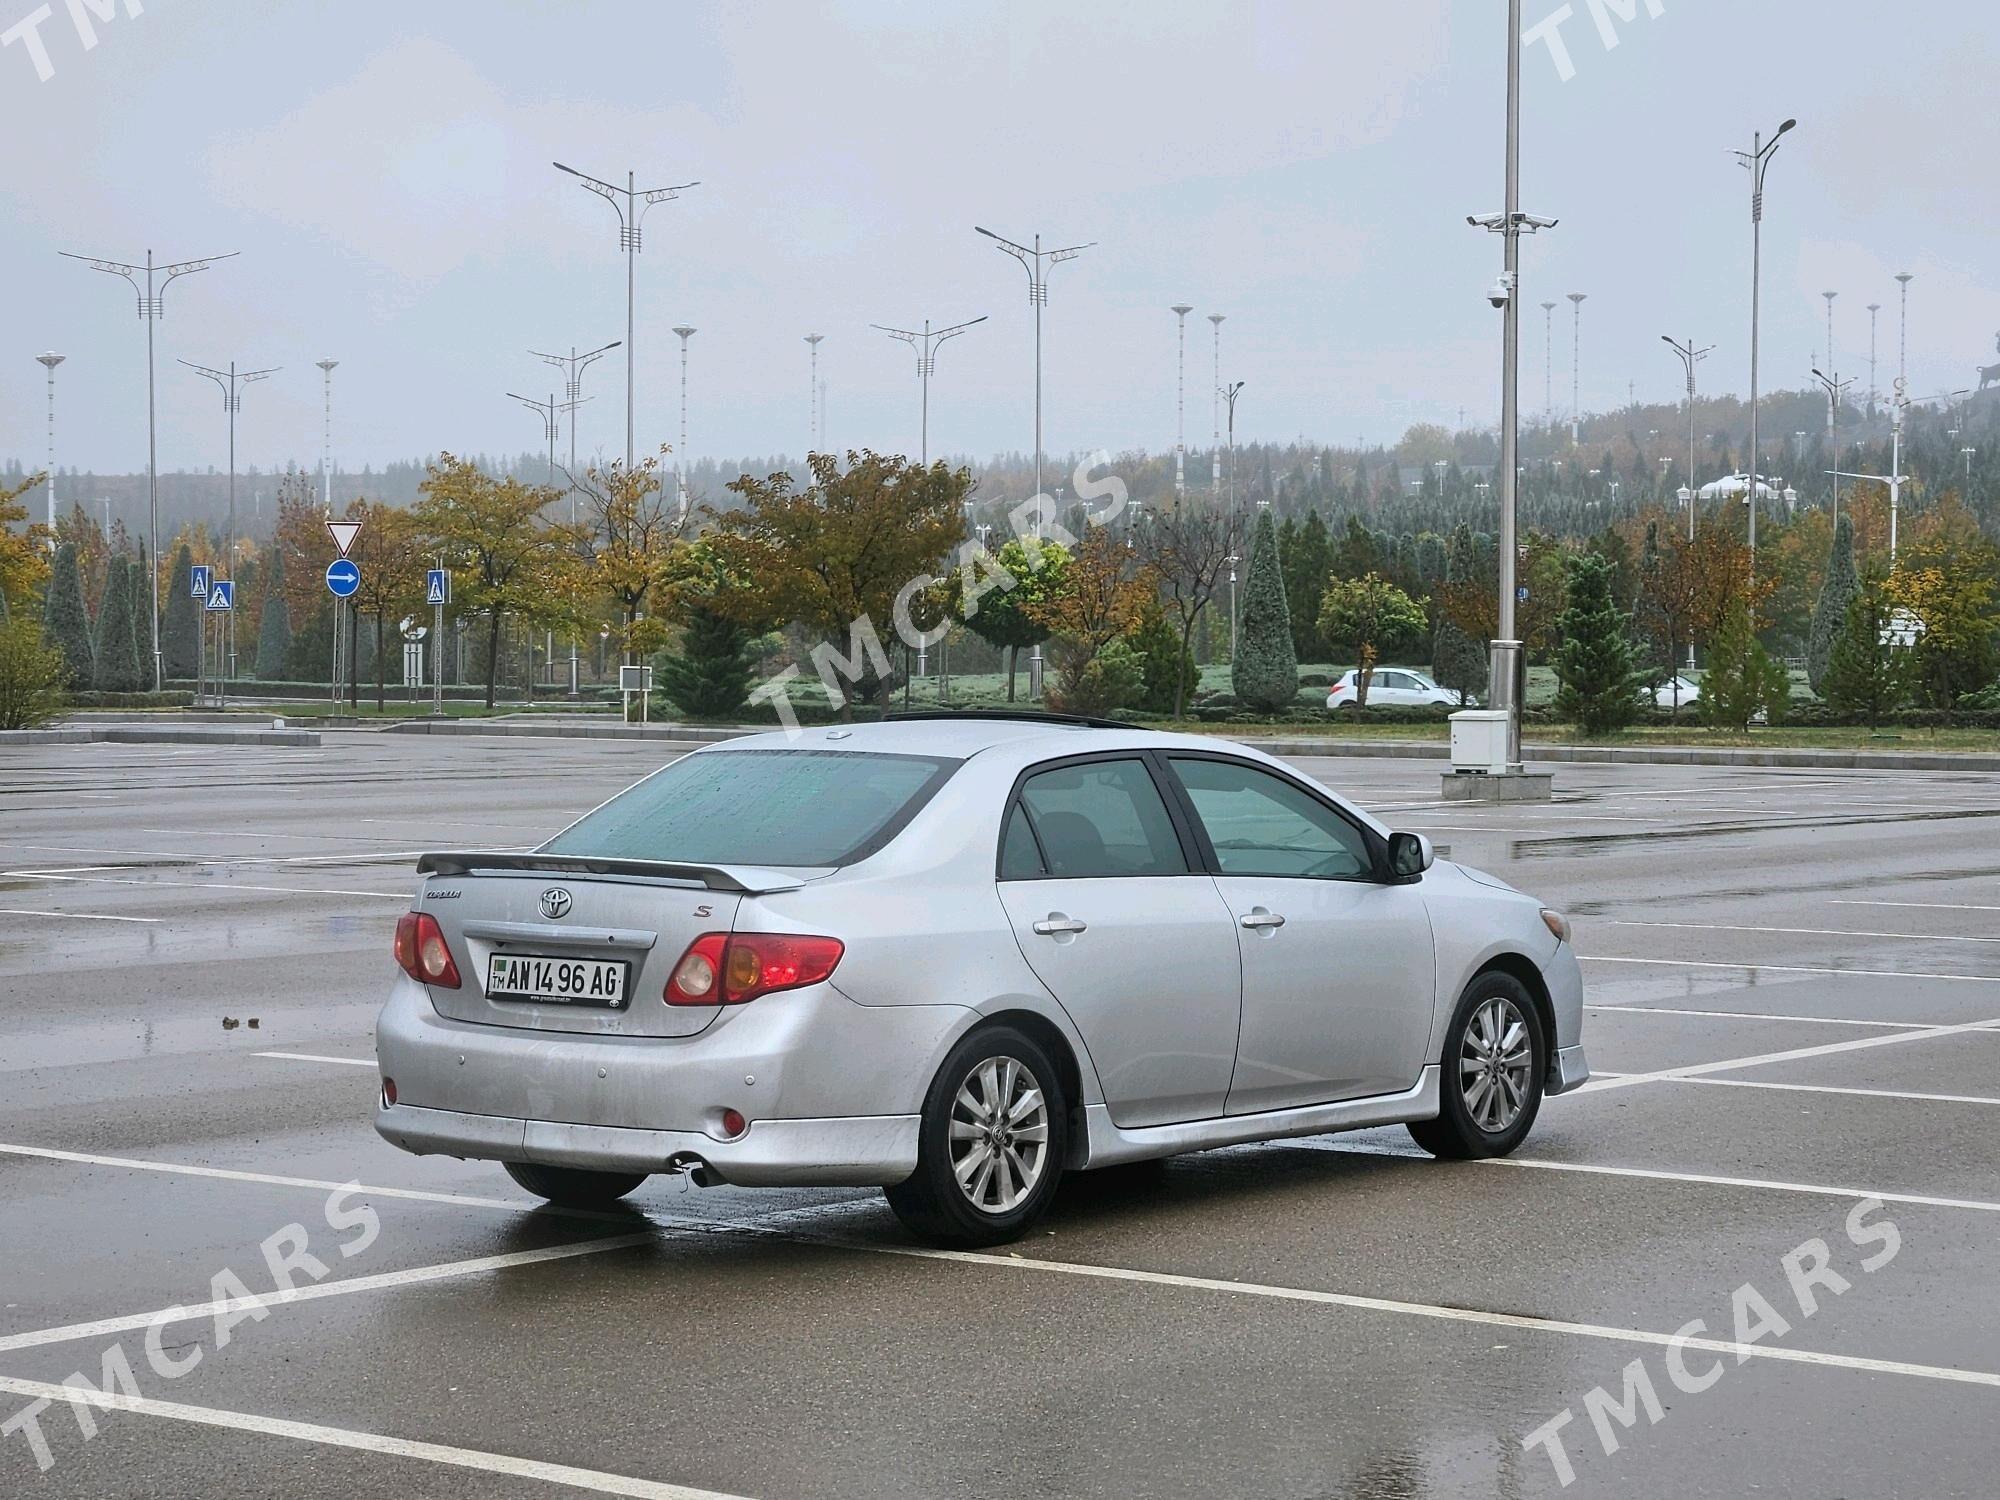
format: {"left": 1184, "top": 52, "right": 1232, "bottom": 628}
{"left": 415, "top": 851, "right": 806, "bottom": 895}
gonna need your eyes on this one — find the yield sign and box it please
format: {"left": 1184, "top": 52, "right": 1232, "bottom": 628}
{"left": 326, "top": 520, "right": 362, "bottom": 557}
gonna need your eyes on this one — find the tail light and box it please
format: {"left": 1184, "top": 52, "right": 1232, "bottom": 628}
{"left": 665, "top": 932, "right": 843, "bottom": 1006}
{"left": 394, "top": 911, "right": 462, "bottom": 989}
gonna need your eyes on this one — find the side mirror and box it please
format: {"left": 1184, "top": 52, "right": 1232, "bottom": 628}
{"left": 1387, "top": 832, "right": 1434, "bottom": 880}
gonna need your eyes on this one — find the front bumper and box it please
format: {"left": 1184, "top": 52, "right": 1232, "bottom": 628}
{"left": 1541, "top": 939, "right": 1590, "bottom": 1095}
{"left": 376, "top": 1100, "right": 919, "bottom": 1187}
{"left": 1548, "top": 1043, "right": 1590, "bottom": 1095}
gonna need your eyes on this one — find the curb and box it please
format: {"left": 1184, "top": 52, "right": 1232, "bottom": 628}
{"left": 372, "top": 718, "right": 2000, "bottom": 771}
{"left": 0, "top": 726, "right": 321, "bottom": 747}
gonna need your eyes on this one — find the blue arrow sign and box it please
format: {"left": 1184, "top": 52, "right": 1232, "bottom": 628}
{"left": 204, "top": 580, "right": 234, "bottom": 612}
{"left": 325, "top": 559, "right": 360, "bottom": 598}
{"left": 190, "top": 564, "right": 211, "bottom": 598}
{"left": 426, "top": 568, "right": 450, "bottom": 606}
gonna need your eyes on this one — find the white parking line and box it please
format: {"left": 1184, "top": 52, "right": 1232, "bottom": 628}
{"left": 252, "top": 1051, "right": 376, "bottom": 1068}
{"left": 6, "top": 872, "right": 408, "bottom": 901}
{"left": 1573, "top": 1013, "right": 2000, "bottom": 1094}
{"left": 1590, "top": 1071, "right": 2000, "bottom": 1107}
{"left": 0, "top": 1376, "right": 750, "bottom": 1500}
{"left": 1605, "top": 919, "right": 2000, "bottom": 946}
{"left": 836, "top": 1238, "right": 2000, "bottom": 1389}
{"left": 0, "top": 908, "right": 160, "bottom": 925}
{"left": 1581, "top": 956, "right": 2000, "bottom": 984}
{"left": 1297, "top": 1138, "right": 2000, "bottom": 1216}
{"left": 0, "top": 1234, "right": 659, "bottom": 1355}
{"left": 1587, "top": 1004, "right": 1936, "bottom": 1030}
{"left": 1834, "top": 899, "right": 2000, "bottom": 913}
{"left": 0, "top": 1143, "right": 525, "bottom": 1212}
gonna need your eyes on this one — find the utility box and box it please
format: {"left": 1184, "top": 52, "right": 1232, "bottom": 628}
{"left": 1448, "top": 709, "right": 1511, "bottom": 775}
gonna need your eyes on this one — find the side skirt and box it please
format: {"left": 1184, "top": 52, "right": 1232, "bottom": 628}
{"left": 1080, "top": 1066, "right": 1441, "bottom": 1168}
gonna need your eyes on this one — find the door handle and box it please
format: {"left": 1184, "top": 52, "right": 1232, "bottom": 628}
{"left": 1240, "top": 910, "right": 1286, "bottom": 930}
{"left": 1032, "top": 916, "right": 1088, "bottom": 936}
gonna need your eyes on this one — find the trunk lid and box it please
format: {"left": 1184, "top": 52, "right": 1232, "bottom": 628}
{"left": 411, "top": 853, "right": 806, "bottom": 1038}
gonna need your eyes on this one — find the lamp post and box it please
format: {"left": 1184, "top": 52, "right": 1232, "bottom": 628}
{"left": 1829, "top": 376, "right": 1909, "bottom": 561}
{"left": 1963, "top": 446, "right": 1977, "bottom": 491}
{"left": 1566, "top": 292, "right": 1587, "bottom": 446}
{"left": 1206, "top": 313, "right": 1225, "bottom": 484}
{"left": 1809, "top": 367, "right": 1855, "bottom": 528}
{"left": 1894, "top": 272, "right": 1913, "bottom": 389}
{"left": 804, "top": 334, "right": 824, "bottom": 455}
{"left": 531, "top": 338, "right": 619, "bottom": 697}
{"left": 1735, "top": 117, "right": 1797, "bottom": 577}
{"left": 61, "top": 246, "right": 238, "bottom": 690}
{"left": 1223, "top": 381, "right": 1246, "bottom": 513}
{"left": 179, "top": 358, "right": 278, "bottom": 680}
{"left": 34, "top": 352, "right": 63, "bottom": 546}
{"left": 1170, "top": 304, "right": 1193, "bottom": 496}
{"left": 314, "top": 359, "right": 338, "bottom": 515}
{"left": 871, "top": 315, "right": 986, "bottom": 464}
{"left": 1866, "top": 302, "right": 1881, "bottom": 414}
{"left": 1821, "top": 290, "right": 1838, "bottom": 381}
{"left": 1466, "top": 0, "right": 1558, "bottom": 776}
{"left": 1540, "top": 302, "right": 1556, "bottom": 419}
{"left": 671, "top": 326, "right": 696, "bottom": 521}
{"left": 1661, "top": 335, "right": 1713, "bottom": 540}
{"left": 553, "top": 162, "right": 698, "bottom": 470}
{"left": 976, "top": 224, "right": 1094, "bottom": 701}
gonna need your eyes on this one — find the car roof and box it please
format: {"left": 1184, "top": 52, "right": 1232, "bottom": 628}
{"left": 712, "top": 718, "right": 1249, "bottom": 762}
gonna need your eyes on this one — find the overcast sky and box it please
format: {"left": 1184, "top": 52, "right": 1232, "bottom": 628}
{"left": 4, "top": 0, "right": 1997, "bottom": 483}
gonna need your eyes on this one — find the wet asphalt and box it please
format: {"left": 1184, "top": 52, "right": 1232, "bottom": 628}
{"left": 2, "top": 733, "right": 1997, "bottom": 1498}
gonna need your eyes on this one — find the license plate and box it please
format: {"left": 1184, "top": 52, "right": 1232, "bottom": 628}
{"left": 485, "top": 953, "right": 628, "bottom": 1009}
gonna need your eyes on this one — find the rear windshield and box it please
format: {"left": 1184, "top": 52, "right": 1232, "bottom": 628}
{"left": 541, "top": 749, "right": 959, "bottom": 868}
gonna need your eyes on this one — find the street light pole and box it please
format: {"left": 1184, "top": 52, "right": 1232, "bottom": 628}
{"left": 314, "top": 360, "right": 338, "bottom": 515}
{"left": 976, "top": 224, "right": 1095, "bottom": 700}
{"left": 180, "top": 358, "right": 277, "bottom": 681}
{"left": 1206, "top": 314, "right": 1225, "bottom": 483}
{"left": 531, "top": 338, "right": 619, "bottom": 697}
{"left": 1223, "top": 381, "right": 1245, "bottom": 513}
{"left": 671, "top": 326, "right": 696, "bottom": 521}
{"left": 1735, "top": 118, "right": 1797, "bottom": 577}
{"left": 553, "top": 162, "right": 698, "bottom": 471}
{"left": 1829, "top": 376, "right": 1908, "bottom": 562}
{"left": 1170, "top": 304, "right": 1193, "bottom": 496}
{"left": 61, "top": 246, "right": 237, "bottom": 691}
{"left": 1810, "top": 366, "right": 1854, "bottom": 528}
{"left": 1894, "top": 272, "right": 1913, "bottom": 390}
{"left": 34, "top": 352, "right": 63, "bottom": 547}
{"left": 872, "top": 315, "right": 987, "bottom": 466}
{"left": 1540, "top": 302, "right": 1556, "bottom": 420}
{"left": 1566, "top": 292, "right": 1587, "bottom": 446}
{"left": 804, "top": 334, "right": 824, "bottom": 456}
{"left": 1661, "top": 335, "right": 1713, "bottom": 541}
{"left": 1866, "top": 302, "right": 1881, "bottom": 414}
{"left": 1822, "top": 290, "right": 1838, "bottom": 384}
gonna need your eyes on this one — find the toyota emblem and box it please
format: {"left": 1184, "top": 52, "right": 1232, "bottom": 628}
{"left": 538, "top": 887, "right": 573, "bottom": 920}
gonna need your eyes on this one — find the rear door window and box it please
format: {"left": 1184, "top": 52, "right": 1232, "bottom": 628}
{"left": 1007, "top": 758, "right": 1189, "bottom": 879}
{"left": 543, "top": 750, "right": 957, "bottom": 868}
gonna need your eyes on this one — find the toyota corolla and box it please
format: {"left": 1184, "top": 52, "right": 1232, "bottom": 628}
{"left": 376, "top": 716, "right": 1587, "bottom": 1245}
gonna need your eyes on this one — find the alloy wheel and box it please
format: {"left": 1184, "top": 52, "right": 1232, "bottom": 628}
{"left": 1458, "top": 995, "right": 1533, "bottom": 1133}
{"left": 948, "top": 1056, "right": 1050, "bottom": 1214}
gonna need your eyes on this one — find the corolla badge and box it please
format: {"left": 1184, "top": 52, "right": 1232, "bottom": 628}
{"left": 538, "top": 887, "right": 573, "bottom": 920}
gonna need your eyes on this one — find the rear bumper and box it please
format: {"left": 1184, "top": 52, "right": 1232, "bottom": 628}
{"left": 375, "top": 1100, "right": 919, "bottom": 1187}
{"left": 373, "top": 973, "right": 963, "bottom": 1186}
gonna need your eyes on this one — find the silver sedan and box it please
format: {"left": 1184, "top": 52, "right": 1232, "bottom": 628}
{"left": 376, "top": 718, "right": 1588, "bottom": 1246}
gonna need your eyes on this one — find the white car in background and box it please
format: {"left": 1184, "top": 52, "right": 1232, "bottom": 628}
{"left": 1326, "top": 668, "right": 1466, "bottom": 711}
{"left": 1650, "top": 674, "right": 1701, "bottom": 711}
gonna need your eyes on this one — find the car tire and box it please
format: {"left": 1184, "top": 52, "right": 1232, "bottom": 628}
{"left": 885, "top": 1024, "right": 1069, "bottom": 1248}
{"left": 502, "top": 1161, "right": 649, "bottom": 1209}
{"left": 1407, "top": 971, "right": 1546, "bottom": 1160}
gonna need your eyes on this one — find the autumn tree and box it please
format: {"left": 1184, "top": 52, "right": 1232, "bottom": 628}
{"left": 952, "top": 536, "right": 1067, "bottom": 702}
{"left": 0, "top": 473, "right": 50, "bottom": 610}
{"left": 1027, "top": 528, "right": 1155, "bottom": 717}
{"left": 1317, "top": 573, "right": 1428, "bottom": 707}
{"left": 346, "top": 501, "right": 430, "bottom": 708}
{"left": 1128, "top": 500, "right": 1239, "bottom": 716}
{"left": 709, "top": 451, "right": 969, "bottom": 717}
{"left": 412, "top": 455, "right": 578, "bottom": 709}
{"left": 580, "top": 452, "right": 683, "bottom": 665}
{"left": 1888, "top": 499, "right": 1998, "bottom": 709}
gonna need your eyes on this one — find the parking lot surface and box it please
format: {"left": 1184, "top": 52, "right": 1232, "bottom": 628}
{"left": 3, "top": 732, "right": 1998, "bottom": 1497}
